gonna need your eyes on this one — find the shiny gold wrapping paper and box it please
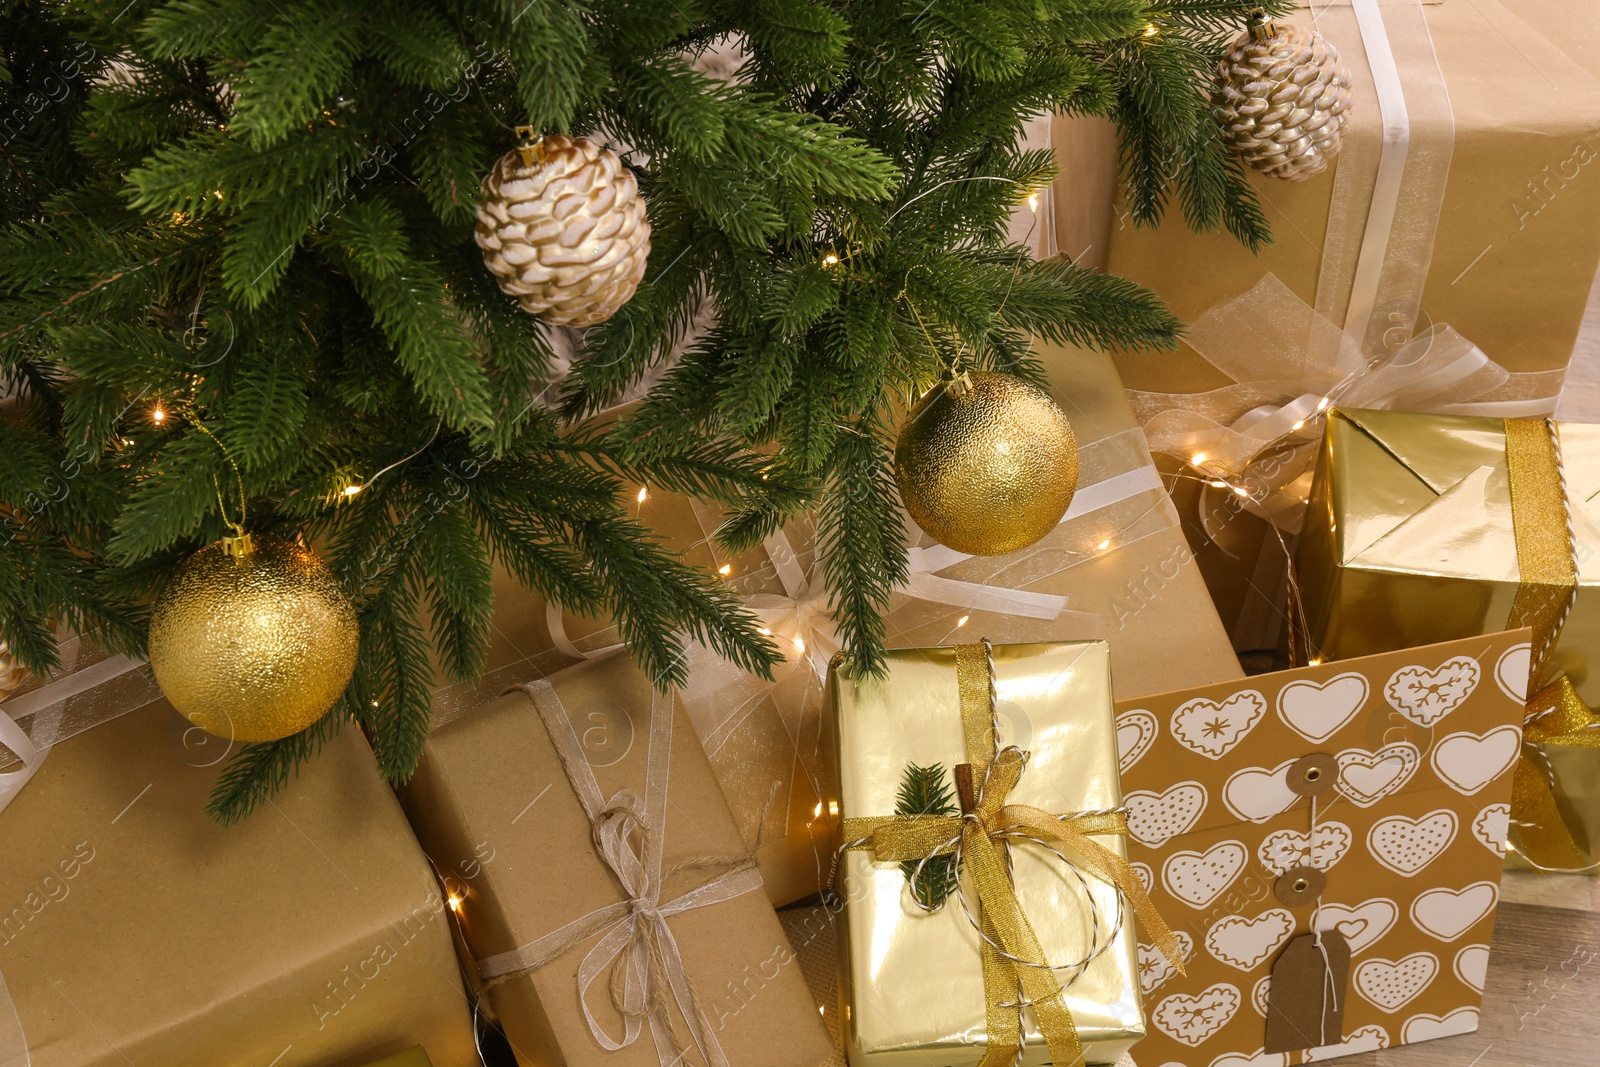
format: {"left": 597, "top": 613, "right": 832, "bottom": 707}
{"left": 1296, "top": 407, "right": 1600, "bottom": 862}
{"left": 831, "top": 642, "right": 1143, "bottom": 1066}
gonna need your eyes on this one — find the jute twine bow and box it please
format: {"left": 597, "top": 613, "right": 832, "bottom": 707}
{"left": 474, "top": 681, "right": 764, "bottom": 1067}
{"left": 1503, "top": 418, "right": 1600, "bottom": 870}
{"left": 840, "top": 642, "right": 1183, "bottom": 1067}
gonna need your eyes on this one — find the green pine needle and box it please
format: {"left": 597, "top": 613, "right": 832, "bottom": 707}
{"left": 895, "top": 762, "right": 960, "bottom": 910}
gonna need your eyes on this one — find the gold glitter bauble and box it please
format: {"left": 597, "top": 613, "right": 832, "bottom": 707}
{"left": 148, "top": 536, "right": 359, "bottom": 742}
{"left": 1214, "top": 14, "right": 1352, "bottom": 182}
{"left": 475, "top": 133, "right": 651, "bottom": 327}
{"left": 894, "top": 372, "right": 1079, "bottom": 556}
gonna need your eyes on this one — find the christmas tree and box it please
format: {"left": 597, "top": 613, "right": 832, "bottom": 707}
{"left": 0, "top": 0, "right": 1288, "bottom": 820}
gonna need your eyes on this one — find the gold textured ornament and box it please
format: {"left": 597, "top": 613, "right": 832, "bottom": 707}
{"left": 148, "top": 535, "right": 360, "bottom": 743}
{"left": 475, "top": 129, "right": 651, "bottom": 327}
{"left": 1214, "top": 9, "right": 1353, "bottom": 182}
{"left": 894, "top": 371, "right": 1079, "bottom": 556}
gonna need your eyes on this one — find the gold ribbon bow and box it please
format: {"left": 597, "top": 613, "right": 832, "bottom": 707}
{"left": 1505, "top": 417, "right": 1600, "bottom": 869}
{"left": 840, "top": 644, "right": 1183, "bottom": 1067}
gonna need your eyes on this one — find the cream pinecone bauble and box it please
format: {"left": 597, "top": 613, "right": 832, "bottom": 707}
{"left": 1214, "top": 13, "right": 1352, "bottom": 182}
{"left": 475, "top": 133, "right": 651, "bottom": 327}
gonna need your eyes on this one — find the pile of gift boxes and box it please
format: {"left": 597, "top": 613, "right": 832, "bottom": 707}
{"left": 6, "top": 1, "right": 1600, "bottom": 1064}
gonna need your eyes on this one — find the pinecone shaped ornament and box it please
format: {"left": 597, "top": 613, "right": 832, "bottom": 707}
{"left": 1215, "top": 11, "right": 1353, "bottom": 182}
{"left": 475, "top": 132, "right": 651, "bottom": 327}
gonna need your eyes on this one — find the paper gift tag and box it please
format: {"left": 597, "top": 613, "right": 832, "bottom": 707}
{"left": 1119, "top": 631, "right": 1527, "bottom": 1065}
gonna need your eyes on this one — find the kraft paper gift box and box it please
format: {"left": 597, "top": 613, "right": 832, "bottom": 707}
{"left": 1296, "top": 407, "right": 1600, "bottom": 870}
{"left": 1052, "top": 0, "right": 1600, "bottom": 655}
{"left": 833, "top": 641, "right": 1171, "bottom": 1067}
{"left": 398, "top": 651, "right": 834, "bottom": 1067}
{"left": 1117, "top": 632, "right": 1527, "bottom": 1065}
{"left": 1097, "top": 0, "right": 1600, "bottom": 401}
{"left": 431, "top": 338, "right": 1247, "bottom": 909}
{"left": 0, "top": 699, "right": 478, "bottom": 1067}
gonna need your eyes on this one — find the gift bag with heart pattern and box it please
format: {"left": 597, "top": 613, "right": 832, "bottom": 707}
{"left": 1117, "top": 631, "right": 1528, "bottom": 1065}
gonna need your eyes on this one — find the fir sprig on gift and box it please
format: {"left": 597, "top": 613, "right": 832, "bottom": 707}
{"left": 896, "top": 762, "right": 959, "bottom": 910}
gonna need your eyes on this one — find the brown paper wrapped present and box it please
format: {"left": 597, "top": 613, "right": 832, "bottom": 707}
{"left": 833, "top": 641, "right": 1183, "bottom": 1066}
{"left": 1118, "top": 632, "right": 1526, "bottom": 1062}
{"left": 1296, "top": 408, "right": 1600, "bottom": 871}
{"left": 0, "top": 700, "right": 478, "bottom": 1067}
{"left": 1101, "top": 0, "right": 1600, "bottom": 399}
{"left": 429, "top": 340, "right": 1246, "bottom": 908}
{"left": 399, "top": 651, "right": 834, "bottom": 1067}
{"left": 1054, "top": 0, "right": 1600, "bottom": 653}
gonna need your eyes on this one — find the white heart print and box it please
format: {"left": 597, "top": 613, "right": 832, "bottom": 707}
{"left": 1313, "top": 898, "right": 1398, "bottom": 955}
{"left": 1222, "top": 758, "right": 1300, "bottom": 823}
{"left": 1258, "top": 822, "right": 1352, "bottom": 875}
{"left": 1401, "top": 1008, "right": 1478, "bottom": 1043}
{"left": 1206, "top": 909, "right": 1295, "bottom": 971}
{"left": 1116, "top": 709, "right": 1158, "bottom": 772}
{"left": 1385, "top": 657, "right": 1480, "bottom": 726}
{"left": 1132, "top": 861, "right": 1153, "bottom": 893}
{"left": 1354, "top": 953, "right": 1439, "bottom": 1012}
{"left": 1410, "top": 881, "right": 1498, "bottom": 943}
{"left": 1334, "top": 742, "right": 1421, "bottom": 807}
{"left": 1206, "top": 1053, "right": 1288, "bottom": 1067}
{"left": 1473, "top": 804, "right": 1510, "bottom": 856}
{"left": 1138, "top": 931, "right": 1194, "bottom": 993}
{"left": 1431, "top": 726, "right": 1520, "bottom": 796}
{"left": 1495, "top": 643, "right": 1532, "bottom": 703}
{"left": 1251, "top": 974, "right": 1272, "bottom": 1016}
{"left": 1277, "top": 672, "right": 1369, "bottom": 742}
{"left": 1152, "top": 983, "right": 1241, "bottom": 1046}
{"left": 1163, "top": 841, "right": 1248, "bottom": 909}
{"left": 1453, "top": 944, "right": 1490, "bottom": 992}
{"left": 1304, "top": 1025, "right": 1390, "bottom": 1060}
{"left": 1367, "top": 810, "right": 1458, "bottom": 876}
{"left": 1171, "top": 690, "right": 1267, "bottom": 758}
{"left": 1126, "top": 782, "right": 1209, "bottom": 847}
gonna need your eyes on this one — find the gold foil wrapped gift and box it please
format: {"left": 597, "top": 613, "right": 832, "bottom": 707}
{"left": 1297, "top": 408, "right": 1600, "bottom": 869}
{"left": 833, "top": 641, "right": 1180, "bottom": 1066}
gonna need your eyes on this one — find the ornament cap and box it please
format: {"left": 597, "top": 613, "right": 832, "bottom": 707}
{"left": 946, "top": 370, "right": 974, "bottom": 399}
{"left": 1247, "top": 8, "right": 1273, "bottom": 42}
{"left": 513, "top": 125, "right": 546, "bottom": 167}
{"left": 221, "top": 532, "right": 254, "bottom": 559}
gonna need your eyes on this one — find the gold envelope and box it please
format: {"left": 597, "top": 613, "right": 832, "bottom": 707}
{"left": 832, "top": 642, "right": 1143, "bottom": 1067}
{"left": 1296, "top": 407, "right": 1600, "bottom": 861}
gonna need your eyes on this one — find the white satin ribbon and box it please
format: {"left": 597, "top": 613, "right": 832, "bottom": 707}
{"left": 476, "top": 679, "right": 762, "bottom": 1067}
{"left": 0, "top": 647, "right": 160, "bottom": 817}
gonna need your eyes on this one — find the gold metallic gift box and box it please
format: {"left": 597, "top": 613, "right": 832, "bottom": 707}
{"left": 1296, "top": 407, "right": 1600, "bottom": 863}
{"left": 830, "top": 641, "right": 1143, "bottom": 1067}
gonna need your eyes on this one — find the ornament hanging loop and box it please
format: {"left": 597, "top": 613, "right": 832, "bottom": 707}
{"left": 221, "top": 532, "right": 255, "bottom": 560}
{"left": 1246, "top": 8, "right": 1273, "bottom": 41}
{"left": 514, "top": 125, "right": 546, "bottom": 167}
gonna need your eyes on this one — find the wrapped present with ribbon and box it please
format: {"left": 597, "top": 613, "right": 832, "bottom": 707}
{"left": 398, "top": 651, "right": 835, "bottom": 1067}
{"left": 1296, "top": 408, "right": 1600, "bottom": 871}
{"left": 0, "top": 681, "right": 478, "bottom": 1067}
{"left": 1097, "top": 0, "right": 1600, "bottom": 406}
{"left": 832, "top": 640, "right": 1181, "bottom": 1065}
{"left": 1059, "top": 0, "right": 1600, "bottom": 652}
{"left": 448, "top": 339, "right": 1245, "bottom": 909}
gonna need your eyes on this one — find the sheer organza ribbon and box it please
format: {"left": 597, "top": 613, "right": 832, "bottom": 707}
{"left": 1130, "top": 274, "right": 1560, "bottom": 537}
{"left": 473, "top": 679, "right": 763, "bottom": 1067}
